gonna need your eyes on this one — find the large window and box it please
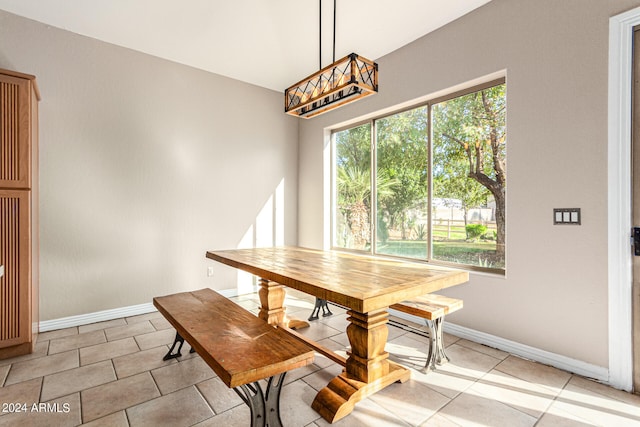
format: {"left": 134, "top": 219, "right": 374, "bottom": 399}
{"left": 332, "top": 80, "right": 506, "bottom": 272}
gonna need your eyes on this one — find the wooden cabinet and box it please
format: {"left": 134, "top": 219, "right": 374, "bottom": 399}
{"left": 0, "top": 69, "right": 39, "bottom": 359}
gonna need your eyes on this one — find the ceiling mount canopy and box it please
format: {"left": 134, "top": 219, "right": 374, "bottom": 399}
{"left": 284, "top": 0, "right": 378, "bottom": 119}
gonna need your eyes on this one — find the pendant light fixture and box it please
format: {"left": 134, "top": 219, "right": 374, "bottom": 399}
{"left": 284, "top": 0, "right": 378, "bottom": 119}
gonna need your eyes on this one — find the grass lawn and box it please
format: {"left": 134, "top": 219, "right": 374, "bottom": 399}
{"left": 376, "top": 239, "right": 503, "bottom": 268}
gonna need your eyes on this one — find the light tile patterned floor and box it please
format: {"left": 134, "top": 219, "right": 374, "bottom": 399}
{"left": 1, "top": 290, "right": 639, "bottom": 426}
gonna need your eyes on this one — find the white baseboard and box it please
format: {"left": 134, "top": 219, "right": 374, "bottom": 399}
{"left": 389, "top": 309, "right": 609, "bottom": 384}
{"left": 39, "top": 303, "right": 157, "bottom": 332}
{"left": 39, "top": 288, "right": 241, "bottom": 332}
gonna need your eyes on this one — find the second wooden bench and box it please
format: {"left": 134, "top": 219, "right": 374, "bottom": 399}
{"left": 390, "top": 294, "right": 463, "bottom": 372}
{"left": 153, "top": 288, "right": 315, "bottom": 427}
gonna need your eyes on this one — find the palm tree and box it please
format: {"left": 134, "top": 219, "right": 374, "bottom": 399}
{"left": 337, "top": 166, "right": 397, "bottom": 249}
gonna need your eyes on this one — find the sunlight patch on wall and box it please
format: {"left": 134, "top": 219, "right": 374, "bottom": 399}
{"left": 234, "top": 178, "right": 286, "bottom": 293}
{"left": 275, "top": 178, "right": 285, "bottom": 246}
{"left": 237, "top": 224, "right": 256, "bottom": 294}
{"left": 256, "top": 195, "right": 274, "bottom": 247}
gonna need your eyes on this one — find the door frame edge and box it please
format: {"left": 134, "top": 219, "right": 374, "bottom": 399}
{"left": 608, "top": 6, "right": 640, "bottom": 392}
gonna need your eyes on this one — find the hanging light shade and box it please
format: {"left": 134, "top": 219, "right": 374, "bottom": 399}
{"left": 284, "top": 53, "right": 378, "bottom": 118}
{"left": 284, "top": 0, "right": 378, "bottom": 118}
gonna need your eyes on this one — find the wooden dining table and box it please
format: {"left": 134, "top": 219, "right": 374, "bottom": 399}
{"left": 206, "top": 246, "right": 469, "bottom": 423}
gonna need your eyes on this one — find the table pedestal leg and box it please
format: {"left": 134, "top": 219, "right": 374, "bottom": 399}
{"left": 258, "top": 279, "right": 309, "bottom": 330}
{"left": 311, "top": 309, "right": 410, "bottom": 423}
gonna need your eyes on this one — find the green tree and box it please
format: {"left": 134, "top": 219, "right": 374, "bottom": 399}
{"left": 433, "top": 158, "right": 490, "bottom": 238}
{"left": 336, "top": 165, "right": 397, "bottom": 249}
{"left": 433, "top": 85, "right": 506, "bottom": 262}
{"left": 376, "top": 107, "right": 428, "bottom": 240}
{"left": 335, "top": 124, "right": 370, "bottom": 171}
{"left": 336, "top": 165, "right": 370, "bottom": 249}
{"left": 334, "top": 125, "right": 371, "bottom": 249}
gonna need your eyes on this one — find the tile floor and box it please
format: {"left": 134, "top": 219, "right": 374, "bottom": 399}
{"left": 1, "top": 290, "right": 639, "bottom": 426}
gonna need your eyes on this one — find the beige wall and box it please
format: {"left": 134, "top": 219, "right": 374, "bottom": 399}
{"left": 0, "top": 11, "right": 299, "bottom": 320}
{"left": 298, "top": 0, "right": 640, "bottom": 368}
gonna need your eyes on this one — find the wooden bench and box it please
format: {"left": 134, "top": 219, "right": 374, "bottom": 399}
{"left": 390, "top": 294, "right": 463, "bottom": 372}
{"left": 153, "top": 288, "right": 314, "bottom": 427}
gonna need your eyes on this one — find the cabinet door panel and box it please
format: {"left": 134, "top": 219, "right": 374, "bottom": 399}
{"left": 0, "top": 190, "right": 30, "bottom": 348}
{"left": 0, "top": 74, "right": 30, "bottom": 189}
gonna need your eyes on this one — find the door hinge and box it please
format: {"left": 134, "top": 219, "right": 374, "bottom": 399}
{"left": 633, "top": 227, "right": 640, "bottom": 256}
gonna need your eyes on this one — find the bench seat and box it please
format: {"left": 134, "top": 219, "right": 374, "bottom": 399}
{"left": 153, "top": 288, "right": 314, "bottom": 426}
{"left": 390, "top": 294, "right": 463, "bottom": 372}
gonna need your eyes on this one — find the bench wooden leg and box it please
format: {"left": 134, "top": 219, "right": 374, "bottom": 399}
{"left": 424, "top": 317, "right": 449, "bottom": 372}
{"left": 234, "top": 372, "right": 287, "bottom": 427}
{"left": 163, "top": 331, "right": 196, "bottom": 361}
{"left": 308, "top": 297, "right": 333, "bottom": 321}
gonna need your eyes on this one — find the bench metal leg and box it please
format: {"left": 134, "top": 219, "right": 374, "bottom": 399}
{"left": 163, "top": 331, "right": 196, "bottom": 361}
{"left": 308, "top": 297, "right": 333, "bottom": 321}
{"left": 234, "top": 372, "right": 287, "bottom": 427}
{"left": 423, "top": 317, "right": 449, "bottom": 372}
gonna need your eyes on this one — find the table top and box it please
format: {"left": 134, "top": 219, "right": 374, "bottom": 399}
{"left": 206, "top": 246, "right": 469, "bottom": 313}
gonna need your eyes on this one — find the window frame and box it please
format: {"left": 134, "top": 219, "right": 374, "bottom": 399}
{"left": 330, "top": 77, "right": 506, "bottom": 274}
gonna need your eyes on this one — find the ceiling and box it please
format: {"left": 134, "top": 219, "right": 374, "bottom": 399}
{"left": 0, "top": 0, "right": 491, "bottom": 92}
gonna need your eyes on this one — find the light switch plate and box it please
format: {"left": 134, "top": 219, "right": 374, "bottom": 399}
{"left": 553, "top": 208, "right": 581, "bottom": 225}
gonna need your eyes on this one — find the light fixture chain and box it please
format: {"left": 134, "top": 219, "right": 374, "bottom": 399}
{"left": 319, "top": 0, "right": 322, "bottom": 69}
{"left": 284, "top": 0, "right": 377, "bottom": 118}
{"left": 333, "top": 0, "right": 336, "bottom": 63}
